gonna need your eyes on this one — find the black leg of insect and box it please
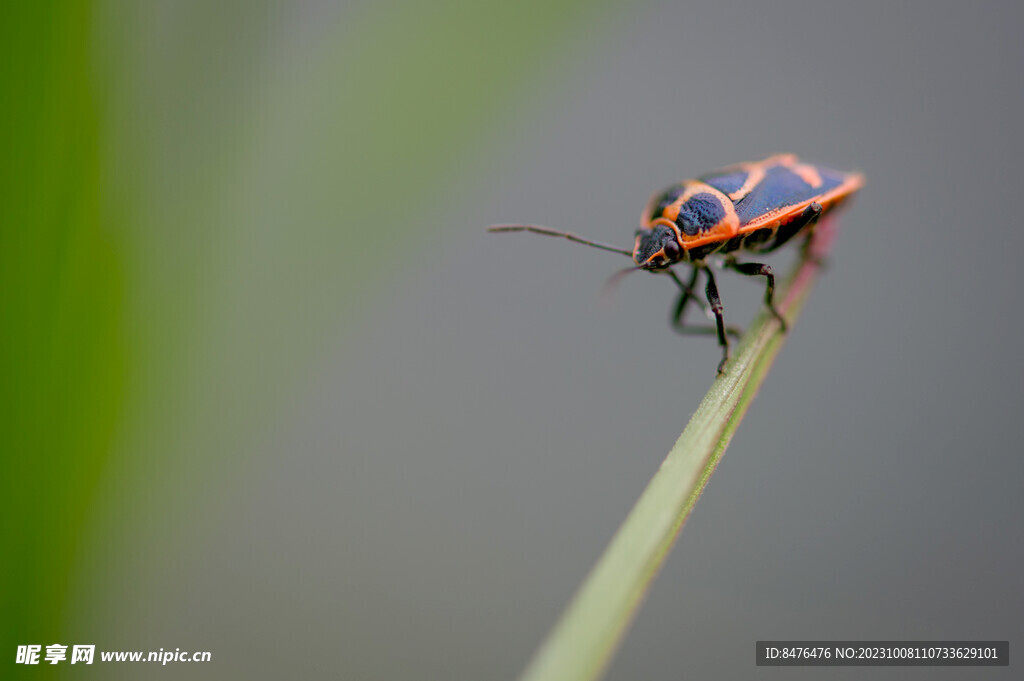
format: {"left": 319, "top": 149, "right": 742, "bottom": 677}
{"left": 796, "top": 203, "right": 827, "bottom": 268}
{"left": 747, "top": 201, "right": 823, "bottom": 265}
{"left": 702, "top": 266, "right": 730, "bottom": 375}
{"left": 724, "top": 260, "right": 786, "bottom": 331}
{"left": 719, "top": 200, "right": 825, "bottom": 333}
{"left": 668, "top": 269, "right": 741, "bottom": 339}
{"left": 751, "top": 202, "right": 824, "bottom": 259}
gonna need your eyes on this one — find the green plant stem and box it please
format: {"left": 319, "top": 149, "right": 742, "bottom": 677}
{"left": 519, "top": 222, "right": 839, "bottom": 681}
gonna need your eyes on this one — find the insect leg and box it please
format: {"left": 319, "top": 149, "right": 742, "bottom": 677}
{"left": 754, "top": 201, "right": 824, "bottom": 255}
{"left": 668, "top": 269, "right": 741, "bottom": 338}
{"left": 726, "top": 260, "right": 787, "bottom": 331}
{"left": 703, "top": 266, "right": 730, "bottom": 375}
{"left": 795, "top": 202, "right": 827, "bottom": 266}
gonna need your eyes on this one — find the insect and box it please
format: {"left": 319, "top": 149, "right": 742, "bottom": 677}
{"left": 490, "top": 154, "right": 863, "bottom": 374}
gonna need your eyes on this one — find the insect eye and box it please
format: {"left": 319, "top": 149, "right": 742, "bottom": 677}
{"left": 663, "top": 240, "right": 680, "bottom": 260}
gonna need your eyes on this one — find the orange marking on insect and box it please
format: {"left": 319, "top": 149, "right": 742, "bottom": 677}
{"left": 737, "top": 173, "right": 864, "bottom": 233}
{"left": 767, "top": 153, "right": 800, "bottom": 167}
{"left": 727, "top": 166, "right": 765, "bottom": 201}
{"left": 718, "top": 155, "right": 797, "bottom": 201}
{"left": 791, "top": 163, "right": 823, "bottom": 188}
{"left": 656, "top": 181, "right": 700, "bottom": 223}
{"left": 648, "top": 217, "right": 684, "bottom": 243}
{"left": 670, "top": 182, "right": 739, "bottom": 250}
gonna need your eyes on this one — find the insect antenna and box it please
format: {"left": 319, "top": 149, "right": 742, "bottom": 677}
{"left": 488, "top": 224, "right": 633, "bottom": 258}
{"left": 599, "top": 264, "right": 643, "bottom": 304}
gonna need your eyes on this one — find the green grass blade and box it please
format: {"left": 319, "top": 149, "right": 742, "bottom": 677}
{"left": 519, "top": 224, "right": 840, "bottom": 681}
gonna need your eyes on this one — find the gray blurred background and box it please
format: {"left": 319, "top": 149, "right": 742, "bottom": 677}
{"left": 59, "top": 0, "right": 1023, "bottom": 679}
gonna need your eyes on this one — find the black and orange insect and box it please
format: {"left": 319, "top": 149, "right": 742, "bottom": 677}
{"left": 490, "top": 154, "right": 863, "bottom": 374}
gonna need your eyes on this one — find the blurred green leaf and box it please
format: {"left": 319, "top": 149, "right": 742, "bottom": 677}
{"left": 0, "top": 0, "right": 123, "bottom": 664}
{"left": 3, "top": 0, "right": 612, "bottom": 671}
